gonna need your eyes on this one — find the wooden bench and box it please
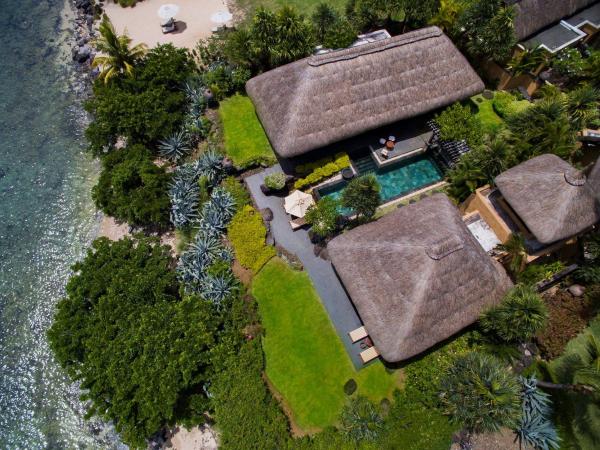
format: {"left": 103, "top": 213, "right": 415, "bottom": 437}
{"left": 348, "top": 326, "right": 368, "bottom": 343}
{"left": 360, "top": 346, "right": 380, "bottom": 364}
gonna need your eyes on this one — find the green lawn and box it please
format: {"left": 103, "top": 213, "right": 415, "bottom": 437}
{"left": 219, "top": 94, "right": 276, "bottom": 168}
{"left": 471, "top": 94, "right": 505, "bottom": 135}
{"left": 234, "top": 0, "right": 347, "bottom": 14}
{"left": 252, "top": 258, "right": 400, "bottom": 432}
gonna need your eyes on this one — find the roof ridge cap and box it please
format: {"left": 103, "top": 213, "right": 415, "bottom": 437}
{"left": 307, "top": 27, "right": 443, "bottom": 67}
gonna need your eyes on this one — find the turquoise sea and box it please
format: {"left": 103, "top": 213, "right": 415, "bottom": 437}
{"left": 0, "top": 0, "right": 120, "bottom": 447}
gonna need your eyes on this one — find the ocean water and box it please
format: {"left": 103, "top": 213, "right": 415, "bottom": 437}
{"left": 0, "top": 0, "right": 120, "bottom": 447}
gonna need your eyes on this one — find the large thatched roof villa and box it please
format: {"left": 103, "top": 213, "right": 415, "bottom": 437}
{"left": 246, "top": 26, "right": 483, "bottom": 167}
{"left": 463, "top": 154, "right": 600, "bottom": 256}
{"left": 328, "top": 194, "right": 512, "bottom": 362}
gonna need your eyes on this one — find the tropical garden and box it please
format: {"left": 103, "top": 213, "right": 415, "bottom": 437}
{"left": 46, "top": 1, "right": 600, "bottom": 449}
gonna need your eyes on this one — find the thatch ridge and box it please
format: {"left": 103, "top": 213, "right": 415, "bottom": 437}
{"left": 328, "top": 194, "right": 512, "bottom": 362}
{"left": 512, "top": 0, "right": 597, "bottom": 40}
{"left": 246, "top": 27, "right": 484, "bottom": 159}
{"left": 495, "top": 154, "right": 600, "bottom": 244}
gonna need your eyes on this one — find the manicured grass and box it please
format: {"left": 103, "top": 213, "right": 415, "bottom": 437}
{"left": 471, "top": 94, "right": 504, "bottom": 135}
{"left": 234, "top": 0, "right": 347, "bottom": 14}
{"left": 252, "top": 258, "right": 400, "bottom": 432}
{"left": 219, "top": 94, "right": 276, "bottom": 168}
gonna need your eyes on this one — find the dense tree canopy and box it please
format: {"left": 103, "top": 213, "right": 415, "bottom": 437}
{"left": 48, "top": 236, "right": 218, "bottom": 448}
{"left": 85, "top": 44, "right": 196, "bottom": 155}
{"left": 341, "top": 174, "right": 381, "bottom": 221}
{"left": 92, "top": 145, "right": 171, "bottom": 228}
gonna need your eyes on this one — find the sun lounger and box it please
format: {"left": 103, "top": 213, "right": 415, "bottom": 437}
{"left": 348, "top": 326, "right": 368, "bottom": 343}
{"left": 290, "top": 217, "right": 307, "bottom": 231}
{"left": 360, "top": 346, "right": 380, "bottom": 364}
{"left": 161, "top": 18, "right": 176, "bottom": 34}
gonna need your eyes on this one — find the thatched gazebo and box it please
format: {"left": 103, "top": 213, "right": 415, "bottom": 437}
{"left": 328, "top": 194, "right": 512, "bottom": 363}
{"left": 495, "top": 154, "right": 600, "bottom": 245}
{"left": 246, "top": 27, "right": 484, "bottom": 161}
{"left": 510, "top": 0, "right": 596, "bottom": 41}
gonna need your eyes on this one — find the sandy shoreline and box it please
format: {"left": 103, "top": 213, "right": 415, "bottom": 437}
{"left": 104, "top": 0, "right": 232, "bottom": 49}
{"left": 98, "top": 215, "right": 131, "bottom": 240}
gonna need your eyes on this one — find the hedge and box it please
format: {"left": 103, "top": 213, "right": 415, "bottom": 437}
{"left": 227, "top": 205, "right": 275, "bottom": 273}
{"left": 294, "top": 153, "right": 351, "bottom": 190}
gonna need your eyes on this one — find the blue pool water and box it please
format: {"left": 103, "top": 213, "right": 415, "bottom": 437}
{"left": 317, "top": 154, "right": 443, "bottom": 213}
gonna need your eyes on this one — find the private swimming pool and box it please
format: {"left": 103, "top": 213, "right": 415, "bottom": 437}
{"left": 315, "top": 154, "right": 444, "bottom": 213}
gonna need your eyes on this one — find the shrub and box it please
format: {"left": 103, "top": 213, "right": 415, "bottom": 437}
{"left": 305, "top": 197, "right": 340, "bottom": 238}
{"left": 493, "top": 91, "right": 517, "bottom": 118}
{"left": 264, "top": 172, "right": 287, "bottom": 190}
{"left": 343, "top": 379, "right": 357, "bottom": 396}
{"left": 518, "top": 261, "right": 566, "bottom": 285}
{"left": 479, "top": 284, "right": 548, "bottom": 343}
{"left": 92, "top": 144, "right": 171, "bottom": 228}
{"left": 439, "top": 352, "right": 521, "bottom": 434}
{"left": 294, "top": 152, "right": 351, "bottom": 189}
{"left": 515, "top": 377, "right": 560, "bottom": 450}
{"left": 221, "top": 176, "right": 251, "bottom": 211}
{"left": 434, "top": 103, "right": 483, "bottom": 147}
{"left": 340, "top": 396, "right": 384, "bottom": 442}
{"left": 227, "top": 205, "right": 275, "bottom": 273}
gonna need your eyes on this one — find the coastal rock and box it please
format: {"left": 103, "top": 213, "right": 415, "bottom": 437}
{"left": 73, "top": 44, "right": 91, "bottom": 63}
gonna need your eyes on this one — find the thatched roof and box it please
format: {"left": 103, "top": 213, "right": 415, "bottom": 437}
{"left": 495, "top": 154, "right": 600, "bottom": 244}
{"left": 246, "top": 27, "right": 484, "bottom": 159}
{"left": 328, "top": 194, "right": 512, "bottom": 362}
{"left": 511, "top": 0, "right": 597, "bottom": 40}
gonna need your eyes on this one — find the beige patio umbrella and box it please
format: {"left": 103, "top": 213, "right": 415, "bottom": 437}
{"left": 284, "top": 190, "right": 315, "bottom": 218}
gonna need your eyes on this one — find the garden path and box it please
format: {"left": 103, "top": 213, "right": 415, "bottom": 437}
{"left": 246, "top": 165, "right": 365, "bottom": 369}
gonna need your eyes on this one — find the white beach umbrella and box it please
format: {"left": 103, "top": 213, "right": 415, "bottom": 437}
{"left": 210, "top": 10, "right": 233, "bottom": 24}
{"left": 284, "top": 190, "right": 315, "bottom": 218}
{"left": 158, "top": 4, "right": 180, "bottom": 19}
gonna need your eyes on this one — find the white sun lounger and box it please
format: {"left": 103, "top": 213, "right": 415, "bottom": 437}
{"left": 360, "top": 346, "right": 380, "bottom": 364}
{"left": 348, "top": 326, "right": 368, "bottom": 343}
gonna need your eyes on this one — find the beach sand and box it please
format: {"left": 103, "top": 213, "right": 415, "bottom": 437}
{"left": 104, "top": 0, "right": 232, "bottom": 49}
{"left": 167, "top": 425, "right": 218, "bottom": 450}
{"left": 99, "top": 215, "right": 130, "bottom": 240}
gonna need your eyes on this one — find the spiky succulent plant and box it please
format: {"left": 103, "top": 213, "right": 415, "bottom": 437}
{"left": 200, "top": 272, "right": 237, "bottom": 307}
{"left": 177, "top": 231, "right": 229, "bottom": 289}
{"left": 168, "top": 174, "right": 200, "bottom": 227}
{"left": 515, "top": 377, "right": 560, "bottom": 450}
{"left": 197, "top": 150, "right": 224, "bottom": 187}
{"left": 158, "top": 130, "right": 191, "bottom": 162}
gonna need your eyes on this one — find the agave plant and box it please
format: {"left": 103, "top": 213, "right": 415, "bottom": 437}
{"left": 177, "top": 231, "right": 228, "bottom": 289}
{"left": 158, "top": 130, "right": 191, "bottom": 162}
{"left": 183, "top": 76, "right": 206, "bottom": 102}
{"left": 168, "top": 176, "right": 200, "bottom": 227}
{"left": 185, "top": 115, "right": 211, "bottom": 146}
{"left": 197, "top": 150, "right": 224, "bottom": 187}
{"left": 200, "top": 272, "right": 237, "bottom": 307}
{"left": 515, "top": 377, "right": 560, "bottom": 450}
{"left": 208, "top": 187, "right": 236, "bottom": 221}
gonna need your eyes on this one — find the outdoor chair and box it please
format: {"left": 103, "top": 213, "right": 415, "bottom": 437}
{"left": 348, "top": 326, "right": 368, "bottom": 343}
{"left": 290, "top": 217, "right": 307, "bottom": 231}
{"left": 161, "top": 18, "right": 176, "bottom": 34}
{"left": 360, "top": 346, "right": 380, "bottom": 364}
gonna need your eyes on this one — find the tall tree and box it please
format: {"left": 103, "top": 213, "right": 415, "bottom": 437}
{"left": 312, "top": 3, "right": 339, "bottom": 43}
{"left": 454, "top": 0, "right": 516, "bottom": 63}
{"left": 48, "top": 236, "right": 218, "bottom": 448}
{"left": 497, "top": 233, "right": 528, "bottom": 276}
{"left": 341, "top": 174, "right": 381, "bottom": 221}
{"left": 479, "top": 284, "right": 548, "bottom": 343}
{"left": 92, "top": 15, "right": 147, "bottom": 83}
{"left": 439, "top": 352, "right": 521, "bottom": 441}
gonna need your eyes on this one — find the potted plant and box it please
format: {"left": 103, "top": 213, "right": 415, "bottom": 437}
{"left": 261, "top": 172, "right": 287, "bottom": 195}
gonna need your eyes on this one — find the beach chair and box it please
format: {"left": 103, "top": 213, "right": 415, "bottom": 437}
{"left": 348, "top": 326, "right": 368, "bottom": 343}
{"left": 360, "top": 346, "right": 380, "bottom": 364}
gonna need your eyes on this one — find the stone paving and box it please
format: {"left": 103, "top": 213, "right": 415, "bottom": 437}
{"left": 245, "top": 165, "right": 366, "bottom": 369}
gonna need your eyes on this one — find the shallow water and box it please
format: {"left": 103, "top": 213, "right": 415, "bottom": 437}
{"left": 0, "top": 0, "right": 121, "bottom": 447}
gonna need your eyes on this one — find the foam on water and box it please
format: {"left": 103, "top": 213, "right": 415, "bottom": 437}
{"left": 0, "top": 0, "right": 123, "bottom": 447}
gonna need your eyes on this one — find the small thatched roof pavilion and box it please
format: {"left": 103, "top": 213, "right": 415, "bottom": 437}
{"left": 246, "top": 27, "right": 484, "bottom": 160}
{"left": 328, "top": 194, "right": 512, "bottom": 362}
{"left": 510, "top": 0, "right": 597, "bottom": 40}
{"left": 495, "top": 154, "right": 600, "bottom": 244}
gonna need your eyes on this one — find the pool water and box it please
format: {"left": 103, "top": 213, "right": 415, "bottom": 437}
{"left": 317, "top": 154, "right": 443, "bottom": 214}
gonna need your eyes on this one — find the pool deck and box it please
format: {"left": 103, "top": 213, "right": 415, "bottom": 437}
{"left": 245, "top": 165, "right": 366, "bottom": 369}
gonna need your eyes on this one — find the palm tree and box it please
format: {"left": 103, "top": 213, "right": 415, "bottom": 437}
{"left": 429, "top": 0, "right": 463, "bottom": 33}
{"left": 439, "top": 352, "right": 521, "bottom": 445}
{"left": 497, "top": 233, "right": 527, "bottom": 276}
{"left": 92, "top": 16, "right": 147, "bottom": 83}
{"left": 507, "top": 46, "right": 550, "bottom": 76}
{"left": 479, "top": 284, "right": 548, "bottom": 343}
{"left": 565, "top": 84, "right": 600, "bottom": 132}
